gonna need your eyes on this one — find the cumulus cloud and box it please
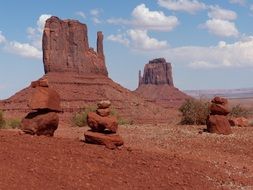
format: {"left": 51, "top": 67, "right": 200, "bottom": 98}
{"left": 0, "top": 31, "right": 6, "bottom": 44}
{"left": 156, "top": 36, "right": 253, "bottom": 69}
{"left": 203, "top": 19, "right": 239, "bottom": 37}
{"left": 107, "top": 4, "right": 179, "bottom": 31}
{"left": 131, "top": 4, "right": 179, "bottom": 31}
{"left": 0, "top": 14, "right": 51, "bottom": 59}
{"left": 158, "top": 0, "right": 206, "bottom": 14}
{"left": 6, "top": 41, "right": 42, "bottom": 59}
{"left": 75, "top": 11, "right": 86, "bottom": 19}
{"left": 229, "top": 0, "right": 246, "bottom": 5}
{"left": 127, "top": 29, "right": 168, "bottom": 50}
{"left": 107, "top": 34, "right": 130, "bottom": 46}
{"left": 90, "top": 9, "right": 102, "bottom": 24}
{"left": 90, "top": 9, "right": 101, "bottom": 17}
{"left": 208, "top": 6, "right": 237, "bottom": 20}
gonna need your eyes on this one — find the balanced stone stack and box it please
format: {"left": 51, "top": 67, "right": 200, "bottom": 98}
{"left": 206, "top": 97, "right": 232, "bottom": 135}
{"left": 85, "top": 100, "right": 124, "bottom": 149}
{"left": 20, "top": 78, "right": 61, "bottom": 136}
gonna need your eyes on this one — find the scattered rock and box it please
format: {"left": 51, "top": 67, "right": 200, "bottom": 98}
{"left": 84, "top": 131, "right": 124, "bottom": 149}
{"left": 229, "top": 117, "right": 249, "bottom": 127}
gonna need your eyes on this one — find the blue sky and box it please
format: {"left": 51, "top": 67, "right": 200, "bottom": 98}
{"left": 0, "top": 0, "right": 253, "bottom": 99}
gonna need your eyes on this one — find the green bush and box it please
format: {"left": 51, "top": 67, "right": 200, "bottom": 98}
{"left": 0, "top": 110, "right": 5, "bottom": 128}
{"left": 179, "top": 98, "right": 210, "bottom": 125}
{"left": 7, "top": 118, "right": 21, "bottom": 129}
{"left": 229, "top": 104, "right": 251, "bottom": 118}
{"left": 72, "top": 106, "right": 96, "bottom": 127}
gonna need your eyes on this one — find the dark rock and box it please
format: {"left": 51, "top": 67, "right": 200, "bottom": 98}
{"left": 210, "top": 104, "right": 229, "bottom": 116}
{"left": 84, "top": 130, "right": 124, "bottom": 149}
{"left": 20, "top": 110, "right": 59, "bottom": 136}
{"left": 42, "top": 16, "right": 108, "bottom": 76}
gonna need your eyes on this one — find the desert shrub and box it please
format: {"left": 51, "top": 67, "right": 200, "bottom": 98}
{"left": 0, "top": 110, "right": 6, "bottom": 128}
{"left": 72, "top": 106, "right": 96, "bottom": 127}
{"left": 229, "top": 104, "right": 251, "bottom": 118}
{"left": 179, "top": 98, "right": 210, "bottom": 125}
{"left": 110, "top": 108, "right": 133, "bottom": 125}
{"left": 7, "top": 118, "right": 21, "bottom": 129}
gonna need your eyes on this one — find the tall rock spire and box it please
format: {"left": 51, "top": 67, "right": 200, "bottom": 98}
{"left": 42, "top": 16, "right": 108, "bottom": 76}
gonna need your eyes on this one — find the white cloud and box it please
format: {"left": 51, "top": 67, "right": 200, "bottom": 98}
{"left": 90, "top": 9, "right": 100, "bottom": 17}
{"left": 131, "top": 4, "right": 179, "bottom": 31}
{"left": 107, "top": 4, "right": 179, "bottom": 31}
{"left": 229, "top": 0, "right": 246, "bottom": 5}
{"left": 107, "top": 34, "right": 130, "bottom": 46}
{"left": 208, "top": 6, "right": 237, "bottom": 20}
{"left": 0, "top": 31, "right": 6, "bottom": 44}
{"left": 127, "top": 29, "right": 168, "bottom": 50}
{"left": 6, "top": 41, "right": 42, "bottom": 59}
{"left": 157, "top": 36, "right": 253, "bottom": 69}
{"left": 92, "top": 17, "right": 101, "bottom": 24}
{"left": 203, "top": 19, "right": 239, "bottom": 37}
{"left": 76, "top": 11, "right": 86, "bottom": 19}
{"left": 158, "top": 0, "right": 206, "bottom": 14}
{"left": 0, "top": 14, "right": 51, "bottom": 59}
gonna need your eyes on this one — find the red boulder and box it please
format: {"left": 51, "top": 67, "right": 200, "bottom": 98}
{"left": 84, "top": 131, "right": 124, "bottom": 149}
{"left": 87, "top": 112, "right": 118, "bottom": 133}
{"left": 206, "top": 115, "right": 232, "bottom": 135}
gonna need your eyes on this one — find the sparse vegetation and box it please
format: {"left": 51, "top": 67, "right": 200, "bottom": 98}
{"left": 229, "top": 104, "right": 251, "bottom": 118}
{"left": 7, "top": 118, "right": 21, "bottom": 129}
{"left": 0, "top": 110, "right": 5, "bottom": 128}
{"left": 179, "top": 98, "right": 210, "bottom": 125}
{"left": 72, "top": 106, "right": 97, "bottom": 127}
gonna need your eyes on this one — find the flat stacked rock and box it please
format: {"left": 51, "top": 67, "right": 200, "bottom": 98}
{"left": 229, "top": 117, "right": 249, "bottom": 127}
{"left": 206, "top": 97, "right": 232, "bottom": 135}
{"left": 20, "top": 78, "right": 61, "bottom": 136}
{"left": 85, "top": 100, "right": 124, "bottom": 149}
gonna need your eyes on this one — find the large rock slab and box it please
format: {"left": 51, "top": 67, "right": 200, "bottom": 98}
{"left": 206, "top": 115, "right": 232, "bottom": 135}
{"left": 20, "top": 111, "right": 59, "bottom": 136}
{"left": 210, "top": 104, "right": 229, "bottom": 116}
{"left": 43, "top": 16, "right": 108, "bottom": 76}
{"left": 87, "top": 112, "right": 118, "bottom": 133}
{"left": 28, "top": 87, "right": 61, "bottom": 112}
{"left": 84, "top": 131, "right": 124, "bottom": 149}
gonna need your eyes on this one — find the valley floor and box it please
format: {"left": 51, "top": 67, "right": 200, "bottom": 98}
{"left": 0, "top": 123, "right": 252, "bottom": 190}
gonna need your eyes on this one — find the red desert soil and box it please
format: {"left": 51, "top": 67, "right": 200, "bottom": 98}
{"left": 0, "top": 123, "right": 253, "bottom": 190}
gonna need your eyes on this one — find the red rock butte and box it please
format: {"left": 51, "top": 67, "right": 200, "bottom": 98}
{"left": 0, "top": 16, "right": 177, "bottom": 124}
{"left": 135, "top": 58, "right": 190, "bottom": 108}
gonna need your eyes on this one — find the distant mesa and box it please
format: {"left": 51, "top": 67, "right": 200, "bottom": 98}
{"left": 138, "top": 58, "right": 174, "bottom": 87}
{"left": 43, "top": 16, "right": 108, "bottom": 76}
{"left": 135, "top": 58, "right": 189, "bottom": 108}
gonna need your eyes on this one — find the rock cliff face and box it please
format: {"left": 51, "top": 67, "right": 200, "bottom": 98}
{"left": 135, "top": 58, "right": 189, "bottom": 108}
{"left": 43, "top": 16, "right": 108, "bottom": 76}
{"left": 138, "top": 58, "right": 174, "bottom": 87}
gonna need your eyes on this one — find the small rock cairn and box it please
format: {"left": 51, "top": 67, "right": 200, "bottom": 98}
{"left": 84, "top": 100, "right": 124, "bottom": 149}
{"left": 206, "top": 97, "right": 232, "bottom": 135}
{"left": 20, "top": 78, "right": 61, "bottom": 136}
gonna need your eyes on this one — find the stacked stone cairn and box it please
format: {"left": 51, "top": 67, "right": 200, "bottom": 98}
{"left": 206, "top": 96, "right": 232, "bottom": 135}
{"left": 85, "top": 100, "right": 124, "bottom": 149}
{"left": 20, "top": 78, "right": 61, "bottom": 136}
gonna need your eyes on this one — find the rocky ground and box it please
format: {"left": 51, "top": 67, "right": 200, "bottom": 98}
{"left": 0, "top": 122, "right": 252, "bottom": 190}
